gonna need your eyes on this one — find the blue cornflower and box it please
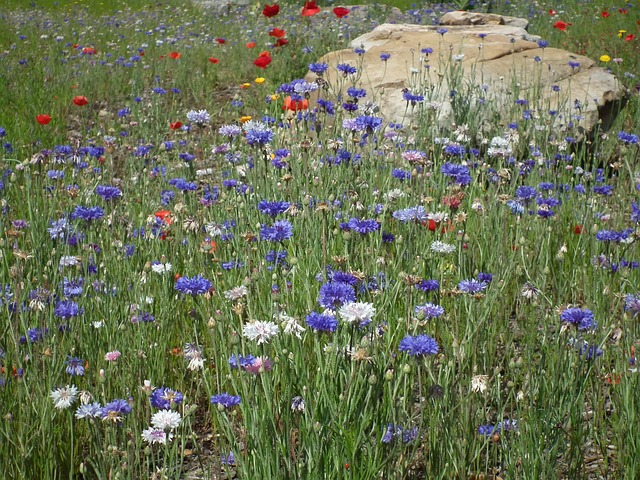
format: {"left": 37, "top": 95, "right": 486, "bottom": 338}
{"left": 399, "top": 334, "right": 439, "bottom": 356}
{"left": 244, "top": 121, "right": 274, "bottom": 147}
{"left": 48, "top": 218, "right": 68, "bottom": 240}
{"left": 95, "top": 185, "right": 122, "bottom": 201}
{"left": 592, "top": 185, "right": 613, "bottom": 196}
{"left": 100, "top": 399, "right": 132, "bottom": 422}
{"left": 229, "top": 354, "right": 256, "bottom": 369}
{"left": 337, "top": 63, "right": 357, "bottom": 75}
{"left": 345, "top": 218, "right": 380, "bottom": 234}
{"left": 631, "top": 202, "right": 640, "bottom": 223}
{"left": 560, "top": 308, "right": 596, "bottom": 330}
{"left": 421, "top": 47, "right": 433, "bottom": 55}
{"left": 218, "top": 124, "right": 242, "bottom": 138}
{"left": 75, "top": 403, "right": 103, "bottom": 419}
{"left": 477, "top": 424, "right": 499, "bottom": 437}
{"left": 437, "top": 28, "right": 448, "bottom": 35}
{"left": 318, "top": 281, "right": 356, "bottom": 308}
{"left": 160, "top": 189, "right": 175, "bottom": 205}
{"left": 578, "top": 342, "right": 603, "bottom": 360}
{"left": 354, "top": 115, "right": 383, "bottom": 132}
{"left": 168, "top": 177, "right": 197, "bottom": 192}
{"left": 210, "top": 393, "right": 241, "bottom": 409}
{"left": 65, "top": 356, "right": 85, "bottom": 376}
{"left": 595, "top": 229, "right": 633, "bottom": 243}
{"left": 347, "top": 87, "right": 367, "bottom": 99}
{"left": 71, "top": 205, "right": 104, "bottom": 222}
{"left": 515, "top": 186, "right": 537, "bottom": 200}
{"left": 380, "top": 53, "right": 391, "bottom": 61}
{"left": 623, "top": 294, "right": 640, "bottom": 317}
{"left": 392, "top": 168, "right": 411, "bottom": 181}
{"left": 258, "top": 200, "right": 290, "bottom": 217}
{"left": 416, "top": 279, "right": 439, "bottom": 292}
{"left": 150, "top": 387, "right": 184, "bottom": 409}
{"left": 62, "top": 277, "right": 84, "bottom": 297}
{"left": 308, "top": 62, "right": 328, "bottom": 75}
{"left": 54, "top": 300, "right": 83, "bottom": 319}
{"left": 305, "top": 311, "right": 338, "bottom": 332}
{"left": 414, "top": 303, "right": 445, "bottom": 319}
{"left": 392, "top": 206, "right": 428, "bottom": 223}
{"left": 174, "top": 275, "right": 212, "bottom": 296}
{"left": 402, "top": 90, "right": 424, "bottom": 104}
{"left": 260, "top": 220, "right": 293, "bottom": 242}
{"left": 330, "top": 270, "right": 359, "bottom": 286}
{"left": 537, "top": 39, "right": 549, "bottom": 48}
{"left": 25, "top": 327, "right": 48, "bottom": 343}
{"left": 477, "top": 272, "right": 493, "bottom": 283}
{"left": 617, "top": 131, "right": 639, "bottom": 144}
{"left": 457, "top": 279, "right": 487, "bottom": 294}
{"left": 441, "top": 162, "right": 471, "bottom": 185}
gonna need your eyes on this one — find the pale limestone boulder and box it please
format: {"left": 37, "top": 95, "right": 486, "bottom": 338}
{"left": 306, "top": 13, "right": 626, "bottom": 135}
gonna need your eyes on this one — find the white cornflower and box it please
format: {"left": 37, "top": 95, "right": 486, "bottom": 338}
{"left": 186, "top": 109, "right": 210, "bottom": 126}
{"left": 224, "top": 285, "right": 248, "bottom": 301}
{"left": 184, "top": 343, "right": 205, "bottom": 371}
{"left": 75, "top": 402, "right": 102, "bottom": 419}
{"left": 151, "top": 410, "right": 182, "bottom": 431}
{"left": 59, "top": 256, "right": 80, "bottom": 267}
{"left": 471, "top": 375, "right": 489, "bottom": 393}
{"left": 338, "top": 302, "right": 376, "bottom": 324}
{"left": 277, "top": 312, "right": 305, "bottom": 339}
{"left": 141, "top": 427, "right": 172, "bottom": 445}
{"left": 427, "top": 211, "right": 449, "bottom": 223}
{"left": 243, "top": 320, "right": 279, "bottom": 344}
{"left": 521, "top": 282, "right": 540, "bottom": 300}
{"left": 430, "top": 241, "right": 456, "bottom": 254}
{"left": 151, "top": 262, "right": 172, "bottom": 275}
{"left": 50, "top": 385, "right": 79, "bottom": 410}
{"left": 383, "top": 188, "right": 406, "bottom": 201}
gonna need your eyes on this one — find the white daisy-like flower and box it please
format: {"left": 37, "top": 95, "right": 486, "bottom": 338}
{"left": 430, "top": 241, "right": 456, "bottom": 254}
{"left": 242, "top": 320, "right": 279, "bottom": 344}
{"left": 50, "top": 385, "right": 79, "bottom": 410}
{"left": 151, "top": 410, "right": 182, "bottom": 431}
{"left": 141, "top": 427, "right": 172, "bottom": 445}
{"left": 224, "top": 285, "right": 248, "bottom": 301}
{"left": 59, "top": 256, "right": 80, "bottom": 267}
{"left": 277, "top": 313, "right": 305, "bottom": 339}
{"left": 338, "top": 302, "right": 376, "bottom": 324}
{"left": 151, "top": 262, "right": 172, "bottom": 275}
{"left": 471, "top": 374, "right": 489, "bottom": 393}
{"left": 427, "top": 211, "right": 449, "bottom": 223}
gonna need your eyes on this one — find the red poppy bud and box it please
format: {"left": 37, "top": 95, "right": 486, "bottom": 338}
{"left": 73, "top": 95, "right": 88, "bottom": 106}
{"left": 36, "top": 114, "right": 51, "bottom": 125}
{"left": 170, "top": 122, "right": 182, "bottom": 130}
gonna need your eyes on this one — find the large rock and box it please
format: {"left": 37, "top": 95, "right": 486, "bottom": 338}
{"left": 305, "top": 12, "right": 627, "bottom": 136}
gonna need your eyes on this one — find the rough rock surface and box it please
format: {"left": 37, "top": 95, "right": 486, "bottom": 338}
{"left": 305, "top": 12, "right": 627, "bottom": 135}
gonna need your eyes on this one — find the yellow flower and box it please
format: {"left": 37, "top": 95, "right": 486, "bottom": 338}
{"left": 618, "top": 29, "right": 627, "bottom": 38}
{"left": 241, "top": 83, "right": 251, "bottom": 89}
{"left": 255, "top": 77, "right": 265, "bottom": 84}
{"left": 240, "top": 115, "right": 252, "bottom": 123}
{"left": 599, "top": 54, "right": 611, "bottom": 62}
{"left": 270, "top": 94, "right": 279, "bottom": 101}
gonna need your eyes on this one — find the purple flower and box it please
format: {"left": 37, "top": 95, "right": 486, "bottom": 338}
{"left": 210, "top": 393, "right": 241, "bottom": 409}
{"left": 174, "top": 275, "right": 212, "bottom": 296}
{"left": 305, "top": 311, "right": 338, "bottom": 332}
{"left": 150, "top": 387, "right": 184, "bottom": 409}
{"left": 308, "top": 62, "right": 328, "bottom": 75}
{"left": 65, "top": 356, "right": 85, "bottom": 376}
{"left": 54, "top": 300, "right": 83, "bottom": 319}
{"left": 624, "top": 294, "right": 640, "bottom": 317}
{"left": 414, "top": 303, "right": 445, "bottom": 319}
{"left": 515, "top": 186, "right": 537, "bottom": 200}
{"left": 71, "top": 205, "right": 104, "bottom": 222}
{"left": 344, "top": 218, "right": 380, "bottom": 234}
{"left": 457, "top": 279, "right": 487, "bottom": 294}
{"left": 100, "top": 399, "right": 132, "bottom": 422}
{"left": 260, "top": 220, "right": 293, "bottom": 242}
{"left": 416, "top": 279, "right": 439, "bottom": 292}
{"left": 229, "top": 354, "right": 256, "bottom": 369}
{"left": 560, "top": 308, "right": 597, "bottom": 330}
{"left": 399, "top": 334, "right": 439, "bottom": 356}
{"left": 95, "top": 185, "right": 122, "bottom": 201}
{"left": 595, "top": 229, "right": 633, "bottom": 243}
{"left": 258, "top": 200, "right": 290, "bottom": 217}
{"left": 318, "top": 281, "right": 356, "bottom": 308}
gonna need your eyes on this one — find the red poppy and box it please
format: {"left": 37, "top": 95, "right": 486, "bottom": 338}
{"left": 254, "top": 52, "right": 272, "bottom": 68}
{"left": 246, "top": 41, "right": 257, "bottom": 48}
{"left": 36, "top": 114, "right": 51, "bottom": 125}
{"left": 573, "top": 224, "right": 584, "bottom": 234}
{"left": 283, "top": 96, "right": 308, "bottom": 111}
{"left": 170, "top": 121, "right": 183, "bottom": 130}
{"left": 82, "top": 47, "right": 96, "bottom": 55}
{"left": 548, "top": 9, "right": 556, "bottom": 15}
{"left": 216, "top": 38, "right": 226, "bottom": 44}
{"left": 208, "top": 57, "right": 219, "bottom": 64}
{"left": 619, "top": 8, "right": 628, "bottom": 14}
{"left": 262, "top": 3, "right": 280, "bottom": 17}
{"left": 333, "top": 7, "right": 350, "bottom": 18}
{"left": 625, "top": 34, "right": 635, "bottom": 42}
{"left": 155, "top": 209, "right": 172, "bottom": 224}
{"left": 168, "top": 51, "right": 181, "bottom": 59}
{"left": 274, "top": 38, "right": 288, "bottom": 47}
{"left": 553, "top": 20, "right": 570, "bottom": 31}
{"left": 72, "top": 95, "right": 88, "bottom": 106}
{"left": 269, "top": 27, "right": 286, "bottom": 38}
{"left": 601, "top": 10, "right": 610, "bottom": 18}
{"left": 301, "top": 0, "right": 320, "bottom": 16}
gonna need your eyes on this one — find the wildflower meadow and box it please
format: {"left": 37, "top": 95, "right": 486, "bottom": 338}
{"left": 0, "top": 0, "right": 639, "bottom": 478}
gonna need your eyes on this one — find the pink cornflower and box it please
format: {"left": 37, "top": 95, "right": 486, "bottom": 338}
{"left": 105, "top": 350, "right": 121, "bottom": 362}
{"left": 244, "top": 356, "right": 273, "bottom": 375}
